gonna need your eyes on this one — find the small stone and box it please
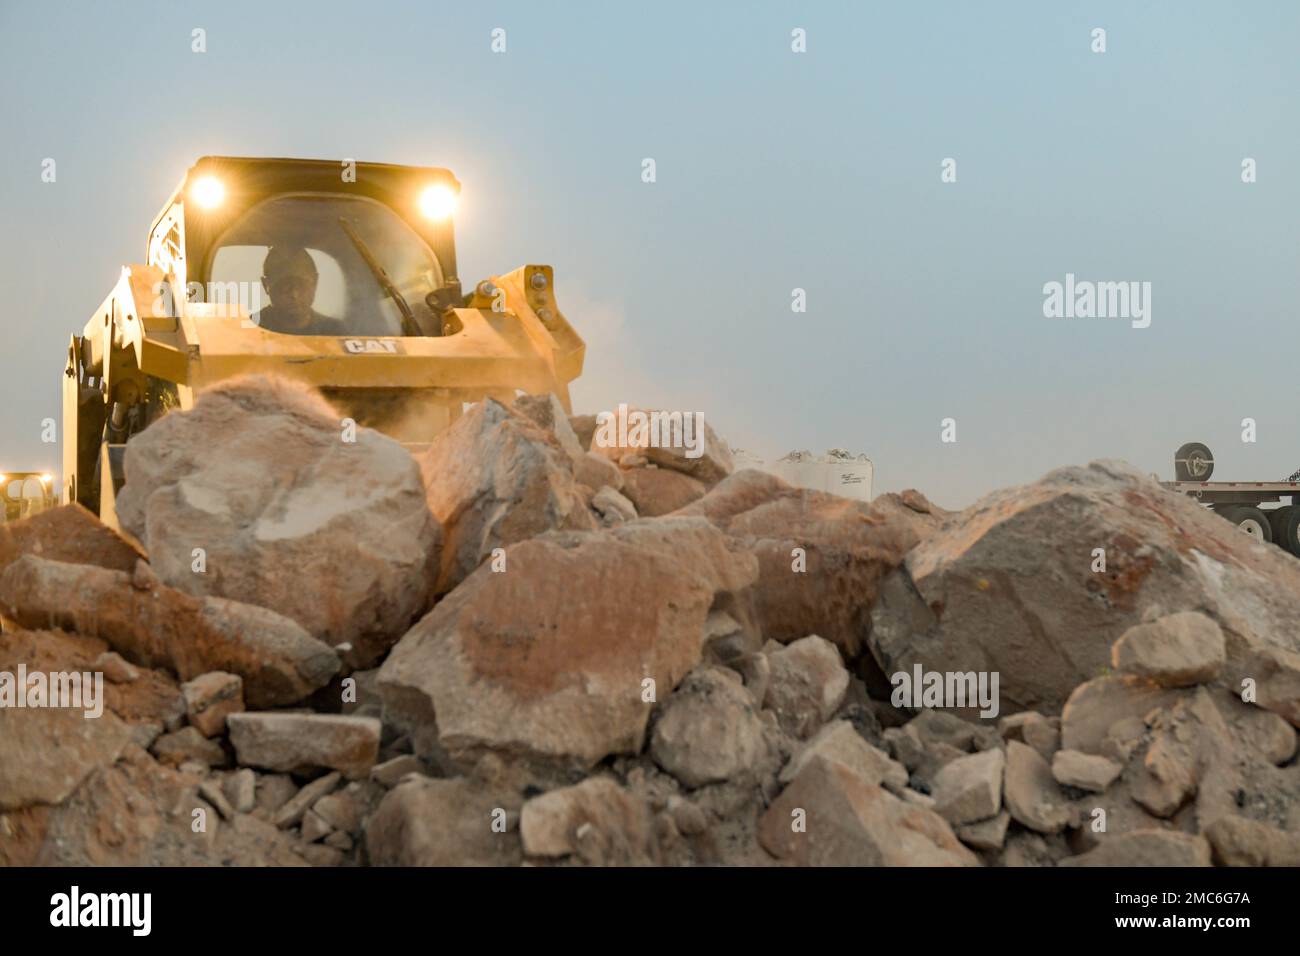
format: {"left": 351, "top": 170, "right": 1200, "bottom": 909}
{"left": 780, "top": 720, "right": 908, "bottom": 792}
{"left": 273, "top": 772, "right": 342, "bottom": 829}
{"left": 198, "top": 780, "right": 236, "bottom": 821}
{"left": 730, "top": 653, "right": 770, "bottom": 707}
{"left": 94, "top": 651, "right": 139, "bottom": 684}
{"left": 1131, "top": 731, "right": 1196, "bottom": 818}
{"left": 520, "top": 777, "right": 658, "bottom": 865}
{"left": 763, "top": 635, "right": 850, "bottom": 739}
{"left": 1000, "top": 711, "right": 1061, "bottom": 760}
{"left": 899, "top": 789, "right": 936, "bottom": 809}
{"left": 899, "top": 489, "right": 932, "bottom": 514}
{"left": 1060, "top": 676, "right": 1184, "bottom": 754}
{"left": 131, "top": 559, "right": 158, "bottom": 591}
{"left": 883, "top": 726, "right": 925, "bottom": 771}
{"left": 1241, "top": 709, "right": 1296, "bottom": 765}
{"left": 1003, "top": 740, "right": 1069, "bottom": 834}
{"left": 181, "top": 671, "right": 245, "bottom": 738}
{"left": 323, "top": 829, "right": 354, "bottom": 852}
{"left": 666, "top": 795, "right": 708, "bottom": 836}
{"left": 955, "top": 810, "right": 1010, "bottom": 852}
{"left": 1111, "top": 612, "right": 1226, "bottom": 687}
{"left": 1022, "top": 718, "right": 1060, "bottom": 760}
{"left": 574, "top": 452, "right": 623, "bottom": 493}
{"left": 297, "top": 843, "right": 344, "bottom": 867}
{"left": 223, "top": 769, "right": 257, "bottom": 814}
{"left": 908, "top": 710, "right": 978, "bottom": 751}
{"left": 1204, "top": 816, "right": 1300, "bottom": 867}
{"left": 365, "top": 776, "right": 522, "bottom": 866}
{"left": 150, "top": 726, "right": 228, "bottom": 768}
{"left": 1051, "top": 750, "right": 1122, "bottom": 792}
{"left": 931, "top": 748, "right": 1005, "bottom": 825}
{"left": 1244, "top": 646, "right": 1300, "bottom": 727}
{"left": 128, "top": 721, "right": 163, "bottom": 750}
{"left": 312, "top": 792, "right": 362, "bottom": 835}
{"left": 1099, "top": 716, "right": 1147, "bottom": 764}
{"left": 910, "top": 741, "right": 967, "bottom": 793}
{"left": 257, "top": 774, "right": 299, "bottom": 815}
{"left": 227, "top": 713, "right": 380, "bottom": 779}
{"left": 370, "top": 754, "right": 425, "bottom": 788}
{"left": 162, "top": 695, "right": 187, "bottom": 733}
{"left": 1062, "top": 829, "right": 1211, "bottom": 867}
{"left": 591, "top": 486, "right": 638, "bottom": 525}
{"left": 651, "top": 666, "right": 767, "bottom": 788}
{"left": 301, "top": 809, "right": 332, "bottom": 843}
{"left": 758, "top": 755, "right": 977, "bottom": 866}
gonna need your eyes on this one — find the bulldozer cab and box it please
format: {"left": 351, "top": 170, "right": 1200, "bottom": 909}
{"left": 0, "top": 472, "right": 56, "bottom": 524}
{"left": 63, "top": 156, "right": 586, "bottom": 525}
{"left": 207, "top": 195, "right": 448, "bottom": 337}
{"left": 148, "top": 157, "right": 462, "bottom": 337}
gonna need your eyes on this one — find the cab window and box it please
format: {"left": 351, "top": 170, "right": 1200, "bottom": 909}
{"left": 206, "top": 195, "right": 444, "bottom": 336}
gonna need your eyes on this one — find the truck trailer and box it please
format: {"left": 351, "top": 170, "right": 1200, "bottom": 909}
{"left": 1161, "top": 441, "right": 1300, "bottom": 555}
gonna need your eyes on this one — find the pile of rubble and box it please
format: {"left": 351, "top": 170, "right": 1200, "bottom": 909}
{"left": 2, "top": 375, "right": 1298, "bottom": 867}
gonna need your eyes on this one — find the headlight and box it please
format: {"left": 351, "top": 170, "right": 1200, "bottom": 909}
{"left": 191, "top": 176, "right": 225, "bottom": 210}
{"left": 418, "top": 184, "right": 457, "bottom": 221}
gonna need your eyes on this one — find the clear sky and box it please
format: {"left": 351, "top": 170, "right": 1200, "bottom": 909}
{"left": 2, "top": 1, "right": 1297, "bottom": 509}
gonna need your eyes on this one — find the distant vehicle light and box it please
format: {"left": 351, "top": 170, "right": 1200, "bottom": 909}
{"left": 191, "top": 176, "right": 225, "bottom": 209}
{"left": 418, "top": 184, "right": 457, "bottom": 221}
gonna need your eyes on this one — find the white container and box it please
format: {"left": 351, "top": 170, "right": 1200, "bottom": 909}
{"left": 767, "top": 451, "right": 873, "bottom": 502}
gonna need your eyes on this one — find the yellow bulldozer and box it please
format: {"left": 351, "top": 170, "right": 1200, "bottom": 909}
{"left": 63, "top": 156, "right": 585, "bottom": 525}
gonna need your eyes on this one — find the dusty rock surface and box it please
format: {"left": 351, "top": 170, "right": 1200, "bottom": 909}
{"left": 115, "top": 375, "right": 441, "bottom": 668}
{"left": 6, "top": 389, "right": 1300, "bottom": 870}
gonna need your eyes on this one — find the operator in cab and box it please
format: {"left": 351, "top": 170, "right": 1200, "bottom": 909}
{"left": 252, "top": 245, "right": 347, "bottom": 336}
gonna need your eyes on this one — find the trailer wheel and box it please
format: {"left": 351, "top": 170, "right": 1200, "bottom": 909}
{"left": 1174, "top": 442, "right": 1215, "bottom": 481}
{"left": 1220, "top": 505, "right": 1272, "bottom": 543}
{"left": 1268, "top": 505, "right": 1300, "bottom": 556}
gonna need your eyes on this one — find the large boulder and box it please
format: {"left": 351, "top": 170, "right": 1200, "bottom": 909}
{"left": 378, "top": 517, "right": 758, "bottom": 776}
{"left": 677, "top": 470, "right": 944, "bottom": 655}
{"left": 114, "top": 375, "right": 441, "bottom": 668}
{"left": 869, "top": 460, "right": 1300, "bottom": 714}
{"left": 419, "top": 397, "right": 596, "bottom": 595}
{"left": 0, "top": 554, "right": 339, "bottom": 708}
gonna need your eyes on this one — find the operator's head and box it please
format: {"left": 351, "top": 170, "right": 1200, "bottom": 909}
{"left": 261, "top": 245, "right": 318, "bottom": 323}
